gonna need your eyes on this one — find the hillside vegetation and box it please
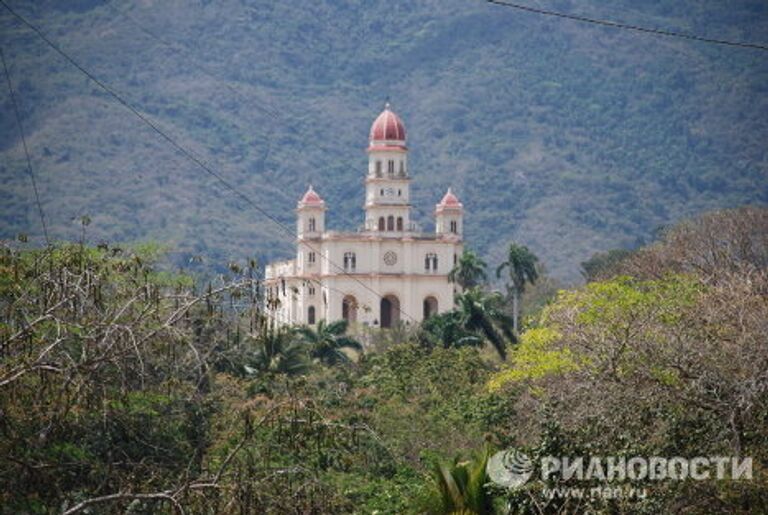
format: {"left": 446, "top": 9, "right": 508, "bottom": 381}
{"left": 1, "top": 0, "right": 766, "bottom": 279}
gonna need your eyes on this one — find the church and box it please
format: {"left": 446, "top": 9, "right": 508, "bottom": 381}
{"left": 264, "top": 104, "right": 465, "bottom": 328}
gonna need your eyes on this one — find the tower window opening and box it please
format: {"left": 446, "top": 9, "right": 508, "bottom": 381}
{"left": 308, "top": 217, "right": 316, "bottom": 232}
{"left": 308, "top": 285, "right": 316, "bottom": 296}
{"left": 399, "top": 161, "right": 405, "bottom": 176}
{"left": 387, "top": 216, "right": 395, "bottom": 231}
{"left": 308, "top": 306, "right": 316, "bottom": 325}
{"left": 425, "top": 253, "right": 438, "bottom": 272}
{"left": 378, "top": 217, "right": 385, "bottom": 231}
{"left": 450, "top": 220, "right": 458, "bottom": 234}
{"left": 375, "top": 161, "right": 382, "bottom": 177}
{"left": 397, "top": 217, "right": 403, "bottom": 231}
{"left": 387, "top": 160, "right": 395, "bottom": 177}
{"left": 308, "top": 251, "right": 316, "bottom": 264}
{"left": 344, "top": 251, "right": 356, "bottom": 271}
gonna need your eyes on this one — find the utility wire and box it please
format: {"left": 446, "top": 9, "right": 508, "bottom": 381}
{"left": 486, "top": 0, "right": 768, "bottom": 52}
{"left": 1, "top": 46, "right": 50, "bottom": 246}
{"left": 0, "top": 0, "right": 419, "bottom": 323}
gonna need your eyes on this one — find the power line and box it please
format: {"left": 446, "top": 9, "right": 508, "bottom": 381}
{"left": 486, "top": 0, "right": 768, "bottom": 52}
{"left": 1, "top": 46, "right": 50, "bottom": 246}
{"left": 0, "top": 0, "right": 419, "bottom": 323}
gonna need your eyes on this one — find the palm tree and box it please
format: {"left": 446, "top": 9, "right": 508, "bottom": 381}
{"left": 419, "top": 310, "right": 482, "bottom": 350}
{"left": 245, "top": 327, "right": 309, "bottom": 376}
{"left": 448, "top": 250, "right": 488, "bottom": 290}
{"left": 455, "top": 288, "right": 515, "bottom": 360}
{"left": 297, "top": 319, "right": 362, "bottom": 366}
{"left": 496, "top": 243, "right": 539, "bottom": 332}
{"left": 422, "top": 447, "right": 494, "bottom": 515}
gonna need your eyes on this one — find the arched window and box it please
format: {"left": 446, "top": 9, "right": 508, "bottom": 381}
{"left": 378, "top": 217, "right": 385, "bottom": 231}
{"left": 423, "top": 296, "right": 438, "bottom": 320}
{"left": 387, "top": 216, "right": 395, "bottom": 231}
{"left": 425, "top": 253, "right": 438, "bottom": 272}
{"left": 450, "top": 220, "right": 458, "bottom": 234}
{"left": 344, "top": 251, "right": 356, "bottom": 271}
{"left": 375, "top": 161, "right": 382, "bottom": 177}
{"left": 387, "top": 160, "right": 395, "bottom": 176}
{"left": 396, "top": 217, "right": 403, "bottom": 231}
{"left": 308, "top": 306, "right": 316, "bottom": 325}
{"left": 308, "top": 217, "right": 316, "bottom": 232}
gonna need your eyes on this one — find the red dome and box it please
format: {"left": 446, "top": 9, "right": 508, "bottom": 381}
{"left": 369, "top": 103, "right": 406, "bottom": 142}
{"left": 298, "top": 185, "right": 324, "bottom": 206}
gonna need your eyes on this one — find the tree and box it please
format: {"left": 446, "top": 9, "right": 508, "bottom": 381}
{"left": 246, "top": 327, "right": 309, "bottom": 376}
{"left": 455, "top": 288, "right": 516, "bottom": 360}
{"left": 297, "top": 319, "right": 362, "bottom": 366}
{"left": 488, "top": 208, "right": 768, "bottom": 513}
{"left": 421, "top": 447, "right": 494, "bottom": 515}
{"left": 448, "top": 249, "right": 488, "bottom": 290}
{"left": 418, "top": 310, "right": 482, "bottom": 350}
{"left": 496, "top": 243, "right": 539, "bottom": 332}
{"left": 580, "top": 248, "right": 633, "bottom": 282}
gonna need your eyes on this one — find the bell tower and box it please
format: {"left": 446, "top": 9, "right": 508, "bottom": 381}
{"left": 364, "top": 103, "right": 411, "bottom": 234}
{"left": 297, "top": 185, "right": 325, "bottom": 239}
{"left": 435, "top": 188, "right": 463, "bottom": 238}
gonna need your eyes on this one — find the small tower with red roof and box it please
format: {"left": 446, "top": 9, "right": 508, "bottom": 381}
{"left": 435, "top": 187, "right": 463, "bottom": 238}
{"left": 296, "top": 185, "right": 325, "bottom": 239}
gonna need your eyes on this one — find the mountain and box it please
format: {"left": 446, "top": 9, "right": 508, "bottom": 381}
{"left": 1, "top": 0, "right": 766, "bottom": 281}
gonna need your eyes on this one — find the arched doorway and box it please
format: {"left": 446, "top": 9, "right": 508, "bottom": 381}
{"left": 423, "top": 296, "right": 438, "bottom": 320}
{"left": 380, "top": 295, "right": 400, "bottom": 328}
{"left": 342, "top": 295, "right": 358, "bottom": 323}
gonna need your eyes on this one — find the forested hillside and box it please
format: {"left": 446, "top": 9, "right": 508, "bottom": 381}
{"left": 1, "top": 0, "right": 766, "bottom": 279}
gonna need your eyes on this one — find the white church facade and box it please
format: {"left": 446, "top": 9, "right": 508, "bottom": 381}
{"left": 264, "top": 104, "right": 464, "bottom": 328}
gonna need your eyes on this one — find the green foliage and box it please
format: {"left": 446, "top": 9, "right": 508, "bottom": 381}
{"left": 496, "top": 243, "right": 539, "bottom": 295}
{"left": 297, "top": 319, "right": 363, "bottom": 366}
{"left": 245, "top": 326, "right": 310, "bottom": 376}
{"left": 449, "top": 249, "right": 488, "bottom": 290}
{"left": 454, "top": 288, "right": 516, "bottom": 360}
{"left": 419, "top": 310, "right": 482, "bottom": 350}
{"left": 488, "top": 327, "right": 577, "bottom": 390}
{"left": 421, "top": 447, "right": 494, "bottom": 515}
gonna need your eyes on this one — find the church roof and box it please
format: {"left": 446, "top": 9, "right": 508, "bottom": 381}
{"left": 298, "top": 185, "right": 324, "bottom": 207}
{"left": 437, "top": 188, "right": 463, "bottom": 210}
{"left": 369, "top": 103, "right": 406, "bottom": 142}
